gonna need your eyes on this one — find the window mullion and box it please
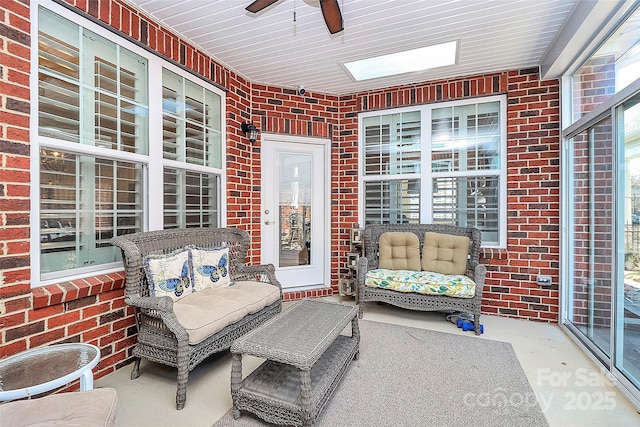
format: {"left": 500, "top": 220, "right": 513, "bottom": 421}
{"left": 148, "top": 59, "right": 164, "bottom": 231}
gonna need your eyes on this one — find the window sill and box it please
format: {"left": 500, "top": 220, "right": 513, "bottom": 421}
{"left": 31, "top": 272, "right": 125, "bottom": 309}
{"left": 480, "top": 247, "right": 508, "bottom": 261}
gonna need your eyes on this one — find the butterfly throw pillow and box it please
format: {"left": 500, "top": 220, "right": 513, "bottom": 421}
{"left": 191, "top": 246, "right": 232, "bottom": 290}
{"left": 143, "top": 248, "right": 193, "bottom": 301}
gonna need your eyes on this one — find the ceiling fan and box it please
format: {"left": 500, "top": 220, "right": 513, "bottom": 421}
{"left": 246, "top": 0, "right": 344, "bottom": 34}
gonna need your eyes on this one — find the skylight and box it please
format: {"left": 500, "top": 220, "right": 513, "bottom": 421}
{"left": 343, "top": 41, "right": 458, "bottom": 81}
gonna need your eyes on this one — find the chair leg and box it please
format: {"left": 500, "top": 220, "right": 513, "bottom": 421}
{"left": 176, "top": 363, "right": 188, "bottom": 410}
{"left": 474, "top": 313, "right": 481, "bottom": 335}
{"left": 358, "top": 302, "right": 364, "bottom": 319}
{"left": 130, "top": 357, "right": 141, "bottom": 380}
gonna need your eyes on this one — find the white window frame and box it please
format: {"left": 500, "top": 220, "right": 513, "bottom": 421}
{"left": 29, "top": 1, "right": 226, "bottom": 287}
{"left": 358, "top": 95, "right": 507, "bottom": 248}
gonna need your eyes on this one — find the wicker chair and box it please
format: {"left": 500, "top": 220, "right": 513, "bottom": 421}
{"left": 110, "top": 227, "right": 282, "bottom": 409}
{"left": 357, "top": 224, "right": 486, "bottom": 335}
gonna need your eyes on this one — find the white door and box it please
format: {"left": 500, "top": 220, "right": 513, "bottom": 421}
{"left": 261, "top": 135, "right": 328, "bottom": 289}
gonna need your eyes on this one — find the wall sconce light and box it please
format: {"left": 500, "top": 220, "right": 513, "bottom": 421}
{"left": 241, "top": 121, "right": 259, "bottom": 143}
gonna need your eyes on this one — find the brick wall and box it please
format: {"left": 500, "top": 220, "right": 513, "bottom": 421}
{"left": 0, "top": 0, "right": 561, "bottom": 381}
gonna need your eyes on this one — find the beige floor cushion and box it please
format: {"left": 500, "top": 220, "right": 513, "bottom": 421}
{"left": 173, "top": 281, "right": 281, "bottom": 345}
{"left": 0, "top": 387, "right": 117, "bottom": 427}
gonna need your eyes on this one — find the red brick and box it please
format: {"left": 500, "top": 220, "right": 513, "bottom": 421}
{"left": 29, "top": 304, "right": 64, "bottom": 321}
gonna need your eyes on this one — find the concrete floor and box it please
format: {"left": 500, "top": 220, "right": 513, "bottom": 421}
{"left": 96, "top": 296, "right": 640, "bottom": 427}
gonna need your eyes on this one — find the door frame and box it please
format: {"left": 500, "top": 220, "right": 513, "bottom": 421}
{"left": 260, "top": 133, "right": 331, "bottom": 291}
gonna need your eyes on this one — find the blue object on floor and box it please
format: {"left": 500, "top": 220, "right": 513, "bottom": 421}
{"left": 457, "top": 318, "right": 484, "bottom": 334}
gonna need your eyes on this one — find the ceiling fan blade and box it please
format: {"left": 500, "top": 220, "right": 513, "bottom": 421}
{"left": 246, "top": 0, "right": 279, "bottom": 13}
{"left": 319, "top": 0, "right": 343, "bottom": 34}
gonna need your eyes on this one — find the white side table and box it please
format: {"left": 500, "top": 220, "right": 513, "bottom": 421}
{"left": 0, "top": 343, "right": 100, "bottom": 401}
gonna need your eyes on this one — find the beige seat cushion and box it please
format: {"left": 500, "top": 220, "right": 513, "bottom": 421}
{"left": 0, "top": 387, "right": 117, "bottom": 427}
{"left": 421, "top": 232, "right": 470, "bottom": 275}
{"left": 173, "top": 281, "right": 281, "bottom": 345}
{"left": 378, "top": 232, "right": 421, "bottom": 271}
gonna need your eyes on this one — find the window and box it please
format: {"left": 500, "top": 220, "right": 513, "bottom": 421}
{"left": 34, "top": 4, "right": 225, "bottom": 284}
{"left": 359, "top": 97, "right": 506, "bottom": 247}
{"left": 570, "top": 7, "right": 640, "bottom": 123}
{"left": 161, "top": 69, "right": 222, "bottom": 229}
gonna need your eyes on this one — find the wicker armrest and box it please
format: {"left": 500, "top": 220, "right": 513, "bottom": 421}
{"left": 472, "top": 263, "right": 487, "bottom": 297}
{"left": 356, "top": 256, "right": 369, "bottom": 292}
{"left": 234, "top": 264, "right": 282, "bottom": 289}
{"left": 126, "top": 295, "right": 174, "bottom": 312}
{"left": 126, "top": 295, "right": 189, "bottom": 342}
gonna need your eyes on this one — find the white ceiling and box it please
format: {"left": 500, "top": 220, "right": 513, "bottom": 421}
{"left": 126, "top": 0, "right": 582, "bottom": 94}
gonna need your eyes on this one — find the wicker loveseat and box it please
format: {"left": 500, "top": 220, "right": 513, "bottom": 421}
{"left": 357, "top": 224, "right": 486, "bottom": 335}
{"left": 110, "top": 227, "right": 282, "bottom": 409}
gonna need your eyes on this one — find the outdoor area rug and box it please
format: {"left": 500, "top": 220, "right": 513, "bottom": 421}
{"left": 213, "top": 319, "right": 549, "bottom": 427}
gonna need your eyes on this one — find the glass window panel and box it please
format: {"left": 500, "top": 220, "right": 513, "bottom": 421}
{"left": 432, "top": 102, "right": 500, "bottom": 172}
{"left": 40, "top": 150, "right": 144, "bottom": 276}
{"left": 162, "top": 68, "right": 221, "bottom": 167}
{"left": 363, "top": 179, "right": 420, "bottom": 225}
{"left": 38, "top": 73, "right": 80, "bottom": 142}
{"left": 185, "top": 79, "right": 205, "bottom": 124}
{"left": 120, "top": 100, "right": 142, "bottom": 153}
{"left": 40, "top": 149, "right": 76, "bottom": 211}
{"left": 571, "top": 8, "right": 640, "bottom": 123}
{"left": 39, "top": 10, "right": 148, "bottom": 154}
{"left": 432, "top": 176, "right": 500, "bottom": 244}
{"left": 363, "top": 111, "right": 421, "bottom": 175}
{"left": 163, "top": 115, "right": 181, "bottom": 161}
{"left": 619, "top": 94, "right": 640, "bottom": 385}
{"left": 163, "top": 168, "right": 219, "bottom": 229}
{"left": 162, "top": 70, "right": 182, "bottom": 115}
{"left": 38, "top": 7, "right": 79, "bottom": 81}
{"left": 120, "top": 48, "right": 148, "bottom": 104}
{"left": 567, "top": 118, "right": 614, "bottom": 356}
{"left": 206, "top": 91, "right": 222, "bottom": 131}
{"left": 92, "top": 89, "right": 118, "bottom": 149}
{"left": 208, "top": 129, "right": 223, "bottom": 169}
{"left": 38, "top": 8, "right": 81, "bottom": 143}
{"left": 185, "top": 121, "right": 205, "bottom": 165}
{"left": 83, "top": 31, "right": 117, "bottom": 92}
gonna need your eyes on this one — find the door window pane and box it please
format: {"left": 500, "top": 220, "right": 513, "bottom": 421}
{"left": 277, "top": 154, "right": 312, "bottom": 267}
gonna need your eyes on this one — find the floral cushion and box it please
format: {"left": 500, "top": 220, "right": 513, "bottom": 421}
{"left": 365, "top": 268, "right": 475, "bottom": 298}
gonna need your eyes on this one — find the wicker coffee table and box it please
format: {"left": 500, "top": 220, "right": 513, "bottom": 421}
{"left": 230, "top": 299, "right": 359, "bottom": 427}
